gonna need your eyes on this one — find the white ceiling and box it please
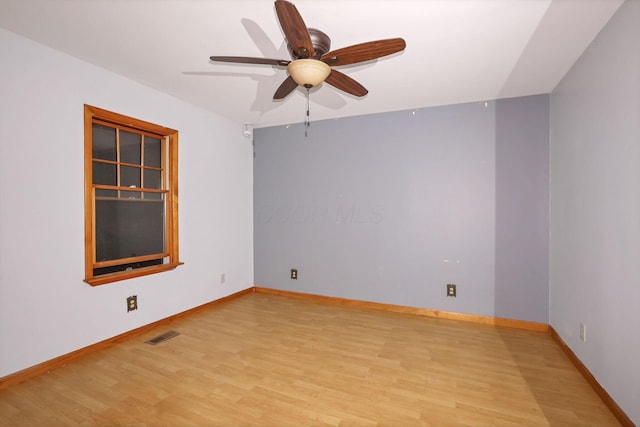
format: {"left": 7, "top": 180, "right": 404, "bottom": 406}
{"left": 0, "top": 0, "right": 623, "bottom": 128}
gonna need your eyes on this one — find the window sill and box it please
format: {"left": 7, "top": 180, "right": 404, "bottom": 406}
{"left": 84, "top": 262, "right": 184, "bottom": 286}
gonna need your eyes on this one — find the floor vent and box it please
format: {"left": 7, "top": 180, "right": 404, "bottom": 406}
{"left": 145, "top": 330, "right": 180, "bottom": 345}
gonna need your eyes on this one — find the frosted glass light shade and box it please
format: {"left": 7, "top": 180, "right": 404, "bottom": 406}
{"left": 287, "top": 59, "right": 331, "bottom": 87}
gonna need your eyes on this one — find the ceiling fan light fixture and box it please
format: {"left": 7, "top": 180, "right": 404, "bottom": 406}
{"left": 287, "top": 59, "right": 331, "bottom": 88}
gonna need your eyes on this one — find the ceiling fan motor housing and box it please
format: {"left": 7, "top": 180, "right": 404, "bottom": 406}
{"left": 288, "top": 28, "right": 331, "bottom": 59}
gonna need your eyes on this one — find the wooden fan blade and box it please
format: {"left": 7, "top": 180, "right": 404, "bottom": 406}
{"left": 321, "top": 38, "right": 406, "bottom": 66}
{"left": 274, "top": 0, "right": 314, "bottom": 59}
{"left": 273, "top": 75, "right": 299, "bottom": 99}
{"left": 210, "top": 56, "right": 290, "bottom": 66}
{"left": 325, "top": 70, "right": 368, "bottom": 97}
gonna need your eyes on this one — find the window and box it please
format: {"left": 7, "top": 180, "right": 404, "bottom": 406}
{"left": 84, "top": 105, "right": 181, "bottom": 285}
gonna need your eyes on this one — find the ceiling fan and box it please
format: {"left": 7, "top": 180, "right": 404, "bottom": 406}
{"left": 209, "top": 0, "right": 406, "bottom": 100}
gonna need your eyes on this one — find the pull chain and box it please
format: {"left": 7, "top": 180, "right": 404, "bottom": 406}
{"left": 305, "top": 87, "right": 310, "bottom": 138}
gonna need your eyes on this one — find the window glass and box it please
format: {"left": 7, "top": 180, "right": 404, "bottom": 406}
{"left": 120, "top": 131, "right": 141, "bottom": 165}
{"left": 121, "top": 165, "right": 141, "bottom": 189}
{"left": 92, "top": 124, "right": 116, "bottom": 161}
{"left": 144, "top": 137, "right": 162, "bottom": 168}
{"left": 95, "top": 196, "right": 165, "bottom": 262}
{"left": 144, "top": 169, "right": 162, "bottom": 190}
{"left": 96, "top": 189, "right": 118, "bottom": 198}
{"left": 93, "top": 162, "right": 117, "bottom": 186}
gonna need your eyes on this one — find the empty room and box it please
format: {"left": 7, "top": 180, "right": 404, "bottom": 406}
{"left": 0, "top": 0, "right": 638, "bottom": 425}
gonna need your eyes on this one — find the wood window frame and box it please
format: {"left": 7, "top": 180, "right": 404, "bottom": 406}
{"left": 84, "top": 105, "right": 181, "bottom": 286}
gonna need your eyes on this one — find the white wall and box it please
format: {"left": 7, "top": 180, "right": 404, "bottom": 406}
{"left": 550, "top": 1, "right": 640, "bottom": 423}
{"left": 0, "top": 28, "right": 254, "bottom": 377}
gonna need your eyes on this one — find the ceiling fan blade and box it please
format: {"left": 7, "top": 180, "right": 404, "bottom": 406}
{"left": 273, "top": 75, "right": 299, "bottom": 99}
{"left": 321, "top": 38, "right": 406, "bottom": 66}
{"left": 274, "top": 0, "right": 314, "bottom": 59}
{"left": 210, "top": 56, "right": 290, "bottom": 66}
{"left": 325, "top": 70, "right": 368, "bottom": 97}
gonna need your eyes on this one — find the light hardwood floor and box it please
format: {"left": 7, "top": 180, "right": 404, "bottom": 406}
{"left": 0, "top": 293, "right": 621, "bottom": 426}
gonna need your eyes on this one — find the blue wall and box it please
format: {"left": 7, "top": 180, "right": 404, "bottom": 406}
{"left": 550, "top": 0, "right": 640, "bottom": 422}
{"left": 254, "top": 95, "right": 549, "bottom": 323}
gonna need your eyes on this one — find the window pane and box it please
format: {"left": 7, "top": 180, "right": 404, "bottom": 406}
{"left": 92, "top": 124, "right": 116, "bottom": 161}
{"left": 121, "top": 165, "right": 141, "bottom": 188}
{"left": 144, "top": 169, "right": 162, "bottom": 189}
{"left": 95, "top": 198, "right": 166, "bottom": 262}
{"left": 93, "top": 162, "right": 116, "bottom": 186}
{"left": 120, "top": 189, "right": 142, "bottom": 200}
{"left": 144, "top": 137, "right": 162, "bottom": 168}
{"left": 96, "top": 189, "right": 117, "bottom": 198}
{"left": 120, "top": 131, "right": 141, "bottom": 165}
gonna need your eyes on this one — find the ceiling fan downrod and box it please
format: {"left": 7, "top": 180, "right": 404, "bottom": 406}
{"left": 305, "top": 87, "right": 310, "bottom": 138}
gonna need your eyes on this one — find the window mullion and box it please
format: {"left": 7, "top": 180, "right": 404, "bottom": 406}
{"left": 141, "top": 134, "right": 145, "bottom": 199}
{"left": 116, "top": 129, "right": 121, "bottom": 198}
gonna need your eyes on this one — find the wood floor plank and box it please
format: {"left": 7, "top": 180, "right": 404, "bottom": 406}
{"left": 0, "top": 293, "right": 622, "bottom": 426}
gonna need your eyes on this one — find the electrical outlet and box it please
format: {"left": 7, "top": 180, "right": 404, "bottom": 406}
{"left": 291, "top": 269, "right": 298, "bottom": 280}
{"left": 580, "top": 323, "right": 586, "bottom": 342}
{"left": 127, "top": 295, "right": 138, "bottom": 312}
{"left": 446, "top": 284, "right": 456, "bottom": 297}
{"left": 220, "top": 273, "right": 225, "bottom": 284}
